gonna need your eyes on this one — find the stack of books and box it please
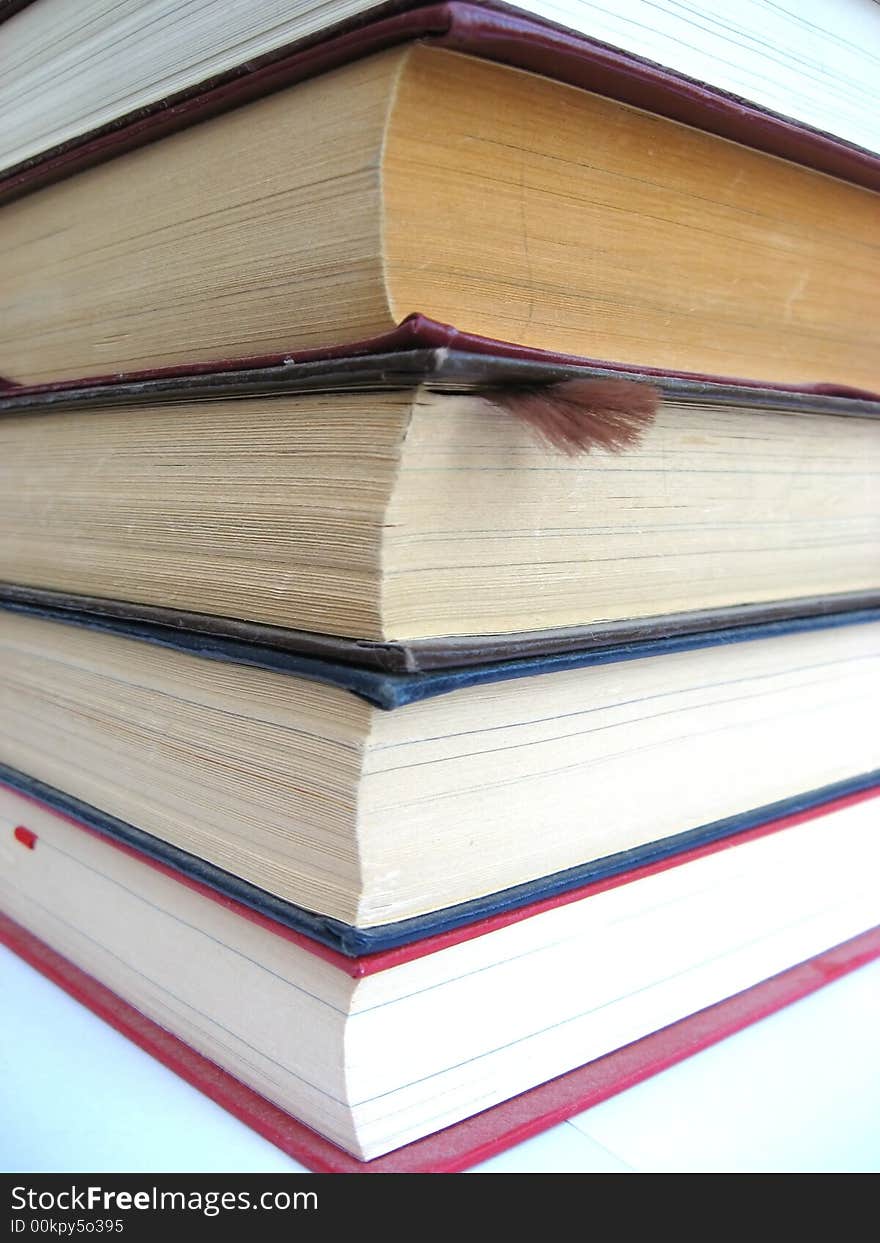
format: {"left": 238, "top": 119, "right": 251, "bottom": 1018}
{"left": 2, "top": 0, "right": 879, "bottom": 1172}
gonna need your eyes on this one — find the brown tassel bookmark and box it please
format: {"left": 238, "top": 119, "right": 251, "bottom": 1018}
{"left": 480, "top": 379, "right": 660, "bottom": 455}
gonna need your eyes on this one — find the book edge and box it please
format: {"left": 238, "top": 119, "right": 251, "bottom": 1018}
{"left": 2, "top": 909, "right": 878, "bottom": 1172}
{"left": 2, "top": 1, "right": 878, "bottom": 208}
{"left": 2, "top": 583, "right": 879, "bottom": 675}
{"left": 2, "top": 593, "right": 879, "bottom": 706}
{"left": 4, "top": 764, "right": 879, "bottom": 964}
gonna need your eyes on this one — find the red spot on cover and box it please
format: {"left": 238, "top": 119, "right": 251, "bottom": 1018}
{"left": 13, "top": 825, "right": 37, "bottom": 850}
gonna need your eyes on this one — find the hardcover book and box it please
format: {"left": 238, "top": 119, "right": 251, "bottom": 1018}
{"left": 3, "top": 779, "right": 879, "bottom": 1165}
{"left": 0, "top": 601, "right": 878, "bottom": 936}
{"left": 2, "top": 18, "right": 878, "bottom": 391}
{"left": 1, "top": 357, "right": 878, "bottom": 650}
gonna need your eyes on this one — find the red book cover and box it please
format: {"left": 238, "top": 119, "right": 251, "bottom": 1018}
{"left": 3, "top": 778, "right": 880, "bottom": 1171}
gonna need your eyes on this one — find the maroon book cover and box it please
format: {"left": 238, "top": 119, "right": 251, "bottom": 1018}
{"left": 4, "top": 318, "right": 880, "bottom": 402}
{"left": 3, "top": 3, "right": 878, "bottom": 204}
{"left": 2, "top": 5, "right": 878, "bottom": 400}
